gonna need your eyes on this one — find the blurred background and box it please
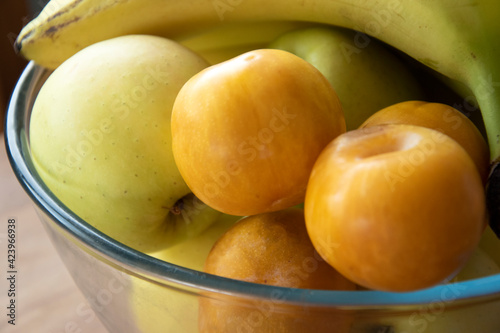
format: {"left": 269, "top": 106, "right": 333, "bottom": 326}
{"left": 0, "top": 0, "right": 47, "bottom": 134}
{"left": 1, "top": 2, "right": 108, "bottom": 332}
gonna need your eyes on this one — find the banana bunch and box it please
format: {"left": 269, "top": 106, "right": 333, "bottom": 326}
{"left": 15, "top": 0, "right": 500, "bottom": 232}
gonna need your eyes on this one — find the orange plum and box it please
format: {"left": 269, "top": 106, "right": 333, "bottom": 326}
{"left": 305, "top": 124, "right": 487, "bottom": 292}
{"left": 199, "top": 208, "right": 356, "bottom": 333}
{"left": 172, "top": 49, "right": 345, "bottom": 216}
{"left": 360, "top": 101, "right": 490, "bottom": 184}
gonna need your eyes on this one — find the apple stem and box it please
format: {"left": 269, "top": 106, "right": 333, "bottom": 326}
{"left": 170, "top": 198, "right": 184, "bottom": 215}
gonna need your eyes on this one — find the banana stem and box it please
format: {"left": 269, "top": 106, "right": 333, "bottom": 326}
{"left": 478, "top": 79, "right": 500, "bottom": 235}
{"left": 464, "top": 1, "right": 500, "bottom": 164}
{"left": 471, "top": 94, "right": 500, "bottom": 165}
{"left": 470, "top": 63, "right": 500, "bottom": 241}
{"left": 468, "top": 56, "right": 500, "bottom": 237}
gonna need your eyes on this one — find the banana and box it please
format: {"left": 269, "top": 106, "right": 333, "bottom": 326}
{"left": 15, "top": 0, "right": 308, "bottom": 68}
{"left": 16, "top": 0, "right": 500, "bottom": 158}
{"left": 15, "top": 0, "right": 500, "bottom": 231}
{"left": 177, "top": 20, "right": 313, "bottom": 64}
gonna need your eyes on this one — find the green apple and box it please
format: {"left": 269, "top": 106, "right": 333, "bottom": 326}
{"left": 30, "top": 34, "right": 223, "bottom": 253}
{"left": 268, "top": 26, "right": 425, "bottom": 130}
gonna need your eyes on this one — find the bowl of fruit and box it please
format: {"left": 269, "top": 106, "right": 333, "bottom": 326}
{"left": 5, "top": 0, "right": 500, "bottom": 332}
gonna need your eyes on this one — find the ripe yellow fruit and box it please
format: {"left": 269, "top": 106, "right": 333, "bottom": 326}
{"left": 172, "top": 49, "right": 345, "bottom": 216}
{"left": 305, "top": 124, "right": 487, "bottom": 292}
{"left": 29, "top": 34, "right": 216, "bottom": 252}
{"left": 200, "top": 208, "right": 356, "bottom": 333}
{"left": 360, "top": 101, "right": 490, "bottom": 184}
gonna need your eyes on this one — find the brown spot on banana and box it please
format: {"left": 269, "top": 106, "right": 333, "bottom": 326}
{"left": 44, "top": 17, "right": 82, "bottom": 39}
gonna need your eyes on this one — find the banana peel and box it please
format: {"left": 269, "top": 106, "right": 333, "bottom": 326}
{"left": 15, "top": 0, "right": 500, "bottom": 158}
{"left": 14, "top": 0, "right": 500, "bottom": 234}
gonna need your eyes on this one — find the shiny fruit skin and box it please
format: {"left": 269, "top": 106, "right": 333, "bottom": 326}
{"left": 360, "top": 100, "right": 490, "bottom": 184}
{"left": 203, "top": 208, "right": 355, "bottom": 290}
{"left": 172, "top": 49, "right": 345, "bottom": 216}
{"left": 29, "top": 35, "right": 213, "bottom": 252}
{"left": 305, "top": 124, "right": 486, "bottom": 292}
{"left": 269, "top": 26, "right": 425, "bottom": 130}
{"left": 199, "top": 208, "right": 356, "bottom": 333}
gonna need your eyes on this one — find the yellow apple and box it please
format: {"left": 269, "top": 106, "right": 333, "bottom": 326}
{"left": 29, "top": 34, "right": 221, "bottom": 253}
{"left": 130, "top": 214, "right": 240, "bottom": 333}
{"left": 148, "top": 213, "right": 241, "bottom": 271}
{"left": 172, "top": 49, "right": 345, "bottom": 216}
{"left": 305, "top": 124, "right": 486, "bottom": 292}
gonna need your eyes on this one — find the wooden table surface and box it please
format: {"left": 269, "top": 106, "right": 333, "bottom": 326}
{"left": 0, "top": 134, "right": 108, "bottom": 333}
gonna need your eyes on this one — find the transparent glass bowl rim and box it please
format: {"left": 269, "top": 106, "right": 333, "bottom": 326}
{"left": 5, "top": 61, "right": 500, "bottom": 310}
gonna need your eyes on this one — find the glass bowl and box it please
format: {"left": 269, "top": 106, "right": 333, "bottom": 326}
{"left": 5, "top": 61, "right": 500, "bottom": 333}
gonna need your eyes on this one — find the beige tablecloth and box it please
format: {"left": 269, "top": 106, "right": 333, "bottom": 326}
{"left": 0, "top": 135, "right": 108, "bottom": 333}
